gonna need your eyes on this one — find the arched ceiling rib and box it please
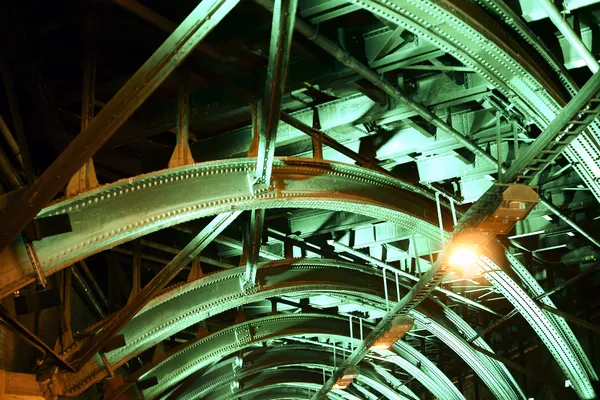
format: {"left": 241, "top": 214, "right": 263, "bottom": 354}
{"left": 0, "top": 157, "right": 452, "bottom": 298}
{"left": 12, "top": 156, "right": 591, "bottom": 397}
{"left": 174, "top": 344, "right": 416, "bottom": 400}
{"left": 54, "top": 260, "right": 479, "bottom": 399}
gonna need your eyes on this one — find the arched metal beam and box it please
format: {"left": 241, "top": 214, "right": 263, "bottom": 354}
{"left": 219, "top": 380, "right": 357, "bottom": 400}
{"left": 0, "top": 157, "right": 450, "bottom": 298}
{"left": 8, "top": 160, "right": 587, "bottom": 396}
{"left": 52, "top": 260, "right": 472, "bottom": 399}
{"left": 195, "top": 366, "right": 379, "bottom": 400}
{"left": 173, "top": 344, "right": 415, "bottom": 400}
{"left": 132, "top": 311, "right": 519, "bottom": 399}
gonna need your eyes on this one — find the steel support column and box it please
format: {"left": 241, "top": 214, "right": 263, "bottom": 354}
{"left": 253, "top": 0, "right": 298, "bottom": 185}
{"left": 243, "top": 209, "right": 265, "bottom": 286}
{"left": 0, "top": 0, "right": 241, "bottom": 251}
{"left": 67, "top": 211, "right": 241, "bottom": 369}
{"left": 66, "top": 19, "right": 99, "bottom": 197}
{"left": 168, "top": 75, "right": 195, "bottom": 168}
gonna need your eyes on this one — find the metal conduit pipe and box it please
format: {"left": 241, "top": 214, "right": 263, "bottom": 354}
{"left": 0, "top": 146, "right": 22, "bottom": 189}
{"left": 534, "top": 0, "right": 600, "bottom": 73}
{"left": 71, "top": 265, "right": 106, "bottom": 320}
{"left": 78, "top": 260, "right": 109, "bottom": 312}
{"left": 256, "top": 0, "right": 600, "bottom": 249}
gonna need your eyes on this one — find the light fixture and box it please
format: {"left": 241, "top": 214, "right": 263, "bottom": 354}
{"left": 567, "top": 232, "right": 575, "bottom": 237}
{"left": 477, "top": 184, "right": 540, "bottom": 235}
{"left": 447, "top": 245, "right": 480, "bottom": 270}
{"left": 332, "top": 366, "right": 360, "bottom": 390}
{"left": 542, "top": 215, "right": 553, "bottom": 221}
{"left": 370, "top": 316, "right": 414, "bottom": 350}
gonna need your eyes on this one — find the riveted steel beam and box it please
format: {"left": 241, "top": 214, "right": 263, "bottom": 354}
{"left": 66, "top": 211, "right": 241, "bottom": 370}
{"left": 0, "top": 158, "right": 449, "bottom": 299}
{"left": 0, "top": 0, "right": 241, "bottom": 251}
{"left": 173, "top": 345, "right": 412, "bottom": 400}
{"left": 53, "top": 260, "right": 479, "bottom": 398}
{"left": 173, "top": 347, "right": 401, "bottom": 400}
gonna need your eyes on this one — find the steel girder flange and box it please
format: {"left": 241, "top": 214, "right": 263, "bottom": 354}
{"left": 0, "top": 157, "right": 450, "bottom": 298}
{"left": 176, "top": 344, "right": 415, "bottom": 400}
{"left": 347, "top": 0, "right": 600, "bottom": 204}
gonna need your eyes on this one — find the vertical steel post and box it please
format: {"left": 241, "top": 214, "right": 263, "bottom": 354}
{"left": 435, "top": 192, "right": 445, "bottom": 245}
{"left": 254, "top": 0, "right": 298, "bottom": 184}
{"left": 168, "top": 73, "right": 195, "bottom": 168}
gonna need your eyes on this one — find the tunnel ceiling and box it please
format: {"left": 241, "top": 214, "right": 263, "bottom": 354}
{"left": 0, "top": 0, "right": 600, "bottom": 399}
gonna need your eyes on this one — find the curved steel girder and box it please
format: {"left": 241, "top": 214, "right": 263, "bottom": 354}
{"left": 0, "top": 157, "right": 450, "bottom": 298}
{"left": 133, "top": 310, "right": 518, "bottom": 400}
{"left": 54, "top": 260, "right": 459, "bottom": 399}
{"left": 226, "top": 381, "right": 357, "bottom": 400}
{"left": 136, "top": 313, "right": 358, "bottom": 399}
{"left": 413, "top": 304, "right": 525, "bottom": 400}
{"left": 478, "top": 256, "right": 596, "bottom": 398}
{"left": 176, "top": 344, "right": 414, "bottom": 400}
{"left": 203, "top": 367, "right": 375, "bottom": 400}
{"left": 438, "top": 300, "right": 525, "bottom": 399}
{"left": 346, "top": 0, "right": 600, "bottom": 202}
{"left": 504, "top": 251, "right": 598, "bottom": 382}
{"left": 347, "top": 1, "right": 599, "bottom": 397}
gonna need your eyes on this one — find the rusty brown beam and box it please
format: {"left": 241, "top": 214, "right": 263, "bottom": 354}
{"left": 0, "top": 0, "right": 241, "bottom": 251}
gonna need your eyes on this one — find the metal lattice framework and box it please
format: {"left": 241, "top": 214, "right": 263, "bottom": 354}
{"left": 0, "top": 0, "right": 599, "bottom": 399}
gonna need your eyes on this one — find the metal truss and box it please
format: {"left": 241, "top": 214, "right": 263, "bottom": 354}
{"left": 1, "top": 159, "right": 592, "bottom": 397}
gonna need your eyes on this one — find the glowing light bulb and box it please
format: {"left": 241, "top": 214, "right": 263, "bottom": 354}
{"left": 448, "top": 246, "right": 479, "bottom": 269}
